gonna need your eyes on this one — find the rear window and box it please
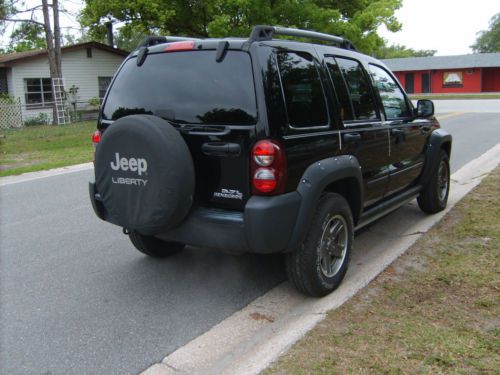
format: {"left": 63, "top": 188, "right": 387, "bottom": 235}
{"left": 102, "top": 50, "right": 257, "bottom": 125}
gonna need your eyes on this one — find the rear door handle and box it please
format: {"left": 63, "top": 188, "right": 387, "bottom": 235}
{"left": 344, "top": 133, "right": 362, "bottom": 142}
{"left": 202, "top": 142, "right": 241, "bottom": 157}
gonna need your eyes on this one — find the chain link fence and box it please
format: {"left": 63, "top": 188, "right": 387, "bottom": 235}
{"left": 0, "top": 96, "right": 23, "bottom": 129}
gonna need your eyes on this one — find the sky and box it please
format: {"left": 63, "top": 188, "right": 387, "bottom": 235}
{"left": 378, "top": 0, "right": 499, "bottom": 55}
{"left": 1, "top": 0, "right": 499, "bottom": 56}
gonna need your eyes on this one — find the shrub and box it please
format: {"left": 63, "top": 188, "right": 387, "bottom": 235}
{"left": 24, "top": 112, "right": 51, "bottom": 126}
{"left": 88, "top": 97, "right": 101, "bottom": 107}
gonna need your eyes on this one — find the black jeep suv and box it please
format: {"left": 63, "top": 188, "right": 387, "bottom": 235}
{"left": 90, "top": 26, "right": 451, "bottom": 297}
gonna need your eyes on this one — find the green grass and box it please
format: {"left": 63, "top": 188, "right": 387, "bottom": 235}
{"left": 409, "top": 93, "right": 500, "bottom": 100}
{"left": 0, "top": 121, "right": 96, "bottom": 177}
{"left": 265, "top": 168, "right": 500, "bottom": 375}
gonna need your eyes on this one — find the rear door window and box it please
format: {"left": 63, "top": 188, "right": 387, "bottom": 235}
{"left": 102, "top": 50, "right": 257, "bottom": 125}
{"left": 334, "top": 57, "right": 378, "bottom": 121}
{"left": 277, "top": 52, "right": 329, "bottom": 128}
{"left": 324, "top": 57, "right": 354, "bottom": 121}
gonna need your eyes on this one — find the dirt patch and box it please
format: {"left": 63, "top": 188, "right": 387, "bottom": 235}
{"left": 250, "top": 312, "right": 275, "bottom": 323}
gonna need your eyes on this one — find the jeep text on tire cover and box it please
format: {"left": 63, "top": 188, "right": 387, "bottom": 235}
{"left": 89, "top": 26, "right": 452, "bottom": 297}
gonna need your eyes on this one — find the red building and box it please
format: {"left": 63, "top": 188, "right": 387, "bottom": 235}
{"left": 382, "top": 53, "right": 500, "bottom": 94}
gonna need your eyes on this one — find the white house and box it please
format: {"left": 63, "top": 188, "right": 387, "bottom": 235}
{"left": 0, "top": 42, "right": 128, "bottom": 123}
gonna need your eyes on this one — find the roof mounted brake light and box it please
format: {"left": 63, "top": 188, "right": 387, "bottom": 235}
{"left": 165, "top": 41, "right": 195, "bottom": 52}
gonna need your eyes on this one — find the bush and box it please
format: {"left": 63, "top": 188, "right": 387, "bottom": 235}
{"left": 69, "top": 111, "right": 82, "bottom": 123}
{"left": 88, "top": 97, "right": 101, "bottom": 107}
{"left": 0, "top": 93, "right": 16, "bottom": 104}
{"left": 24, "top": 112, "right": 51, "bottom": 126}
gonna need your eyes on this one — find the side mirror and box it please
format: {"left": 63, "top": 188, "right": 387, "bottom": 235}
{"left": 415, "top": 99, "right": 434, "bottom": 118}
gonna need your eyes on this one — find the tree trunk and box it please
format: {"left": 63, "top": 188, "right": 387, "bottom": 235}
{"left": 41, "top": 0, "right": 61, "bottom": 124}
{"left": 53, "top": 0, "right": 62, "bottom": 77}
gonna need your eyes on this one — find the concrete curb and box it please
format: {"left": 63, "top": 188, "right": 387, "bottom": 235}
{"left": 0, "top": 162, "right": 93, "bottom": 186}
{"left": 141, "top": 143, "right": 500, "bottom": 375}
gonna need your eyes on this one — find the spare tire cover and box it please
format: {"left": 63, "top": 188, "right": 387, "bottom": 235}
{"left": 95, "top": 115, "right": 194, "bottom": 235}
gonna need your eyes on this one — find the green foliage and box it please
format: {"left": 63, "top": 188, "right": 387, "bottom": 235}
{"left": 114, "top": 28, "right": 148, "bottom": 51}
{"left": 7, "top": 22, "right": 47, "bottom": 52}
{"left": 88, "top": 96, "right": 101, "bottom": 107}
{"left": 80, "top": 0, "right": 403, "bottom": 55}
{"left": 24, "top": 113, "right": 51, "bottom": 126}
{"left": 375, "top": 43, "right": 436, "bottom": 59}
{"left": 0, "top": 0, "right": 16, "bottom": 32}
{"left": 471, "top": 13, "right": 500, "bottom": 53}
{"left": 0, "top": 93, "right": 16, "bottom": 104}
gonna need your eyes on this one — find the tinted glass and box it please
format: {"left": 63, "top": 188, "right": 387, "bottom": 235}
{"left": 368, "top": 64, "right": 411, "bottom": 119}
{"left": 277, "top": 52, "right": 328, "bottom": 127}
{"left": 324, "top": 57, "right": 354, "bottom": 121}
{"left": 102, "top": 51, "right": 257, "bottom": 125}
{"left": 335, "top": 58, "right": 378, "bottom": 121}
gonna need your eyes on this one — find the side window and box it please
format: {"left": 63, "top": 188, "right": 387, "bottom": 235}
{"left": 325, "top": 57, "right": 354, "bottom": 121}
{"left": 277, "top": 52, "right": 328, "bottom": 128}
{"left": 368, "top": 64, "right": 411, "bottom": 119}
{"left": 324, "top": 57, "right": 354, "bottom": 121}
{"left": 335, "top": 57, "right": 378, "bottom": 121}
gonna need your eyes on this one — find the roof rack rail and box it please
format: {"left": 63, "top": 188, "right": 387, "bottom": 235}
{"left": 136, "top": 35, "right": 202, "bottom": 49}
{"left": 248, "top": 25, "right": 357, "bottom": 51}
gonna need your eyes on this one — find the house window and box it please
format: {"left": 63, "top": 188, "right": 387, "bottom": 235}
{"left": 443, "top": 71, "right": 463, "bottom": 88}
{"left": 24, "top": 78, "right": 53, "bottom": 108}
{"left": 98, "top": 76, "right": 112, "bottom": 99}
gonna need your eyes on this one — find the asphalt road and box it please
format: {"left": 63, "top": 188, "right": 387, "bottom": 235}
{"left": 1, "top": 109, "right": 499, "bottom": 375}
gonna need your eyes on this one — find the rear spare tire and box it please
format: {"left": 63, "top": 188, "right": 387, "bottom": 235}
{"left": 95, "top": 115, "right": 195, "bottom": 235}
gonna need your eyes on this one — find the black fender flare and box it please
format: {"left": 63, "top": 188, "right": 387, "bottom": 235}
{"left": 286, "top": 155, "right": 363, "bottom": 252}
{"left": 419, "top": 129, "right": 452, "bottom": 187}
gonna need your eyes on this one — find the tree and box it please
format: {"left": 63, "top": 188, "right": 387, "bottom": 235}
{"left": 375, "top": 43, "right": 436, "bottom": 59}
{"left": 471, "top": 13, "right": 500, "bottom": 53}
{"left": 1, "top": 0, "right": 64, "bottom": 124}
{"left": 80, "top": 0, "right": 403, "bottom": 55}
{"left": 7, "top": 22, "right": 47, "bottom": 52}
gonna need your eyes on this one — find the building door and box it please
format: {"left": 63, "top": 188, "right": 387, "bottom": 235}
{"left": 405, "top": 73, "right": 414, "bottom": 93}
{"left": 422, "top": 73, "right": 430, "bottom": 93}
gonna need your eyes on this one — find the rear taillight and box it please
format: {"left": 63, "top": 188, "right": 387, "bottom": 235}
{"left": 251, "top": 139, "right": 287, "bottom": 195}
{"left": 92, "top": 130, "right": 101, "bottom": 147}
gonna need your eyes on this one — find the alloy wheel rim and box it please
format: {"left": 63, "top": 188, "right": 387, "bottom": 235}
{"left": 437, "top": 160, "right": 449, "bottom": 202}
{"left": 319, "top": 214, "right": 348, "bottom": 278}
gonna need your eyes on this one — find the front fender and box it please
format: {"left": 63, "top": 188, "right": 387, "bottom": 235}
{"left": 419, "top": 129, "right": 452, "bottom": 187}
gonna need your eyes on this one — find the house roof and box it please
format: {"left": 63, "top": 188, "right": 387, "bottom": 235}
{"left": 382, "top": 53, "right": 500, "bottom": 72}
{"left": 0, "top": 42, "right": 129, "bottom": 67}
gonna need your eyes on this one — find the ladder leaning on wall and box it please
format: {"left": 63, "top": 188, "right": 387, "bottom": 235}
{"left": 52, "top": 78, "right": 68, "bottom": 125}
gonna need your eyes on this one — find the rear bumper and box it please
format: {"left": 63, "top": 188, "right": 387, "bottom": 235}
{"left": 89, "top": 181, "right": 301, "bottom": 254}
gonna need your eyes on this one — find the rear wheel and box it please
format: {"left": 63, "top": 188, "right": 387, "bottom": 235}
{"left": 418, "top": 150, "right": 450, "bottom": 214}
{"left": 129, "top": 230, "right": 184, "bottom": 258}
{"left": 286, "top": 193, "right": 353, "bottom": 297}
